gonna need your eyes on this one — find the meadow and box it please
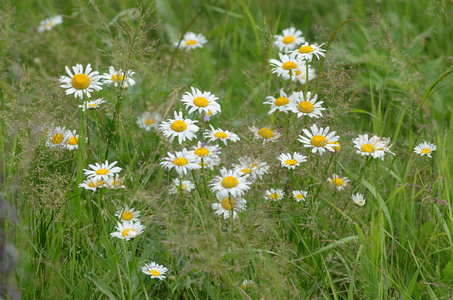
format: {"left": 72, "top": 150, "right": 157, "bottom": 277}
{"left": 1, "top": 0, "right": 453, "bottom": 299}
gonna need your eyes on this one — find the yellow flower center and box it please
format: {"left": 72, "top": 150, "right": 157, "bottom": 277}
{"left": 282, "top": 61, "right": 297, "bottom": 70}
{"left": 45, "top": 21, "right": 54, "bottom": 28}
{"left": 122, "top": 211, "right": 133, "bottom": 221}
{"left": 221, "top": 197, "right": 236, "bottom": 210}
{"left": 298, "top": 101, "right": 314, "bottom": 113}
{"left": 221, "top": 176, "right": 239, "bottom": 188}
{"left": 282, "top": 36, "right": 295, "bottom": 44}
{"left": 296, "top": 194, "right": 304, "bottom": 200}
{"left": 97, "top": 181, "right": 104, "bottom": 187}
{"left": 275, "top": 97, "right": 289, "bottom": 106}
{"left": 311, "top": 135, "right": 327, "bottom": 147}
{"left": 269, "top": 193, "right": 279, "bottom": 200}
{"left": 144, "top": 118, "right": 155, "bottom": 125}
{"left": 173, "top": 157, "right": 188, "bottom": 166}
{"left": 299, "top": 45, "right": 314, "bottom": 53}
{"left": 122, "top": 228, "right": 136, "bottom": 237}
{"left": 52, "top": 133, "right": 64, "bottom": 144}
{"left": 96, "top": 168, "right": 109, "bottom": 175}
{"left": 68, "top": 136, "right": 78, "bottom": 146}
{"left": 361, "top": 144, "right": 375, "bottom": 153}
{"left": 421, "top": 148, "right": 431, "bottom": 154}
{"left": 111, "top": 74, "right": 124, "bottom": 82}
{"left": 241, "top": 284, "right": 247, "bottom": 290}
{"left": 193, "top": 97, "right": 209, "bottom": 107}
{"left": 194, "top": 147, "right": 210, "bottom": 157}
{"left": 241, "top": 168, "right": 251, "bottom": 174}
{"left": 257, "top": 128, "right": 274, "bottom": 139}
{"left": 149, "top": 270, "right": 160, "bottom": 276}
{"left": 181, "top": 184, "right": 187, "bottom": 189}
{"left": 170, "top": 120, "right": 187, "bottom": 132}
{"left": 251, "top": 163, "right": 258, "bottom": 168}
{"left": 88, "top": 182, "right": 96, "bottom": 188}
{"left": 72, "top": 73, "right": 91, "bottom": 90}
{"left": 186, "top": 39, "right": 197, "bottom": 46}
{"left": 332, "top": 178, "right": 344, "bottom": 186}
{"left": 205, "top": 110, "right": 213, "bottom": 116}
{"left": 329, "top": 142, "right": 341, "bottom": 152}
{"left": 285, "top": 159, "right": 298, "bottom": 166}
{"left": 295, "top": 70, "right": 302, "bottom": 76}
{"left": 88, "top": 103, "right": 98, "bottom": 108}
{"left": 214, "top": 132, "right": 228, "bottom": 139}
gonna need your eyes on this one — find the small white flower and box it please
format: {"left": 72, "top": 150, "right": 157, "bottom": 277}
{"left": 241, "top": 280, "right": 254, "bottom": 290}
{"left": 352, "top": 193, "right": 366, "bottom": 206}
{"left": 269, "top": 52, "right": 305, "bottom": 79}
{"left": 64, "top": 130, "right": 82, "bottom": 150}
{"left": 274, "top": 27, "right": 305, "bottom": 52}
{"left": 204, "top": 125, "right": 240, "bottom": 145}
{"left": 233, "top": 157, "right": 269, "bottom": 181}
{"left": 78, "top": 178, "right": 104, "bottom": 191}
{"left": 264, "top": 89, "right": 292, "bottom": 115}
{"left": 288, "top": 91, "right": 325, "bottom": 119}
{"left": 292, "top": 42, "right": 326, "bottom": 61}
{"left": 83, "top": 160, "right": 122, "bottom": 181}
{"left": 291, "top": 64, "right": 316, "bottom": 84}
{"left": 414, "top": 141, "right": 436, "bottom": 158}
{"left": 327, "top": 174, "right": 350, "bottom": 191}
{"left": 191, "top": 141, "right": 221, "bottom": 169}
{"left": 181, "top": 87, "right": 221, "bottom": 115}
{"left": 115, "top": 205, "right": 140, "bottom": 222}
{"left": 100, "top": 66, "right": 135, "bottom": 88}
{"left": 136, "top": 111, "right": 162, "bottom": 131}
{"left": 169, "top": 178, "right": 195, "bottom": 194}
{"left": 78, "top": 98, "right": 107, "bottom": 111}
{"left": 210, "top": 168, "right": 251, "bottom": 198}
{"left": 160, "top": 148, "right": 200, "bottom": 176}
{"left": 248, "top": 126, "right": 281, "bottom": 145}
{"left": 158, "top": 111, "right": 199, "bottom": 144}
{"left": 38, "top": 15, "right": 62, "bottom": 33}
{"left": 278, "top": 152, "right": 307, "bottom": 169}
{"left": 59, "top": 63, "right": 103, "bottom": 99}
{"left": 211, "top": 191, "right": 247, "bottom": 220}
{"left": 298, "top": 124, "right": 339, "bottom": 155}
{"left": 327, "top": 142, "right": 341, "bottom": 153}
{"left": 141, "top": 262, "right": 168, "bottom": 280}
{"left": 45, "top": 126, "right": 68, "bottom": 148}
{"left": 106, "top": 174, "right": 126, "bottom": 189}
{"left": 110, "top": 221, "right": 145, "bottom": 241}
{"left": 175, "top": 32, "right": 207, "bottom": 51}
{"left": 265, "top": 189, "right": 284, "bottom": 201}
{"left": 292, "top": 190, "right": 308, "bottom": 202}
{"left": 352, "top": 134, "right": 391, "bottom": 160}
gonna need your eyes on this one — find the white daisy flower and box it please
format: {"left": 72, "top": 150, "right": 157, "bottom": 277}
{"left": 191, "top": 141, "right": 221, "bottom": 169}
{"left": 37, "top": 15, "right": 62, "bottom": 33}
{"left": 78, "top": 178, "right": 104, "bottom": 191}
{"left": 292, "top": 190, "right": 308, "bottom": 202}
{"left": 136, "top": 111, "right": 162, "bottom": 131}
{"left": 327, "top": 142, "right": 341, "bottom": 153}
{"left": 264, "top": 89, "right": 292, "bottom": 115}
{"left": 115, "top": 205, "right": 140, "bottom": 222}
{"left": 377, "top": 137, "right": 395, "bottom": 156}
{"left": 158, "top": 111, "right": 199, "bottom": 144}
{"left": 78, "top": 98, "right": 107, "bottom": 111}
{"left": 63, "top": 130, "right": 82, "bottom": 150}
{"left": 269, "top": 52, "right": 305, "bottom": 79}
{"left": 141, "top": 262, "right": 168, "bottom": 280}
{"left": 288, "top": 91, "right": 325, "bottom": 119}
{"left": 327, "top": 174, "right": 350, "bottom": 191}
{"left": 265, "top": 189, "right": 284, "bottom": 201}
{"left": 278, "top": 152, "right": 307, "bottom": 169}
{"left": 248, "top": 126, "right": 281, "bottom": 145}
{"left": 204, "top": 125, "right": 240, "bottom": 145}
{"left": 241, "top": 280, "right": 254, "bottom": 290}
{"left": 291, "top": 64, "right": 316, "bottom": 84}
{"left": 352, "top": 193, "right": 366, "bottom": 206}
{"left": 232, "top": 156, "right": 269, "bottom": 181}
{"left": 352, "top": 134, "right": 390, "bottom": 160}
{"left": 175, "top": 32, "right": 207, "bottom": 51}
{"left": 210, "top": 168, "right": 251, "bottom": 197}
{"left": 45, "top": 126, "right": 67, "bottom": 148}
{"left": 298, "top": 124, "right": 339, "bottom": 155}
{"left": 211, "top": 191, "right": 247, "bottom": 220}
{"left": 106, "top": 174, "right": 126, "bottom": 189}
{"left": 181, "top": 87, "right": 221, "bottom": 115}
{"left": 293, "top": 42, "right": 326, "bottom": 61}
{"left": 414, "top": 141, "right": 436, "bottom": 158}
{"left": 83, "top": 160, "right": 122, "bottom": 181}
{"left": 100, "top": 66, "right": 135, "bottom": 88}
{"left": 169, "top": 178, "right": 195, "bottom": 194}
{"left": 160, "top": 148, "right": 200, "bottom": 176}
{"left": 110, "top": 221, "right": 145, "bottom": 241}
{"left": 59, "top": 63, "right": 102, "bottom": 99}
{"left": 274, "top": 27, "right": 305, "bottom": 52}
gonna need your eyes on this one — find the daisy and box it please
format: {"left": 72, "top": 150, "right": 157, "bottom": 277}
{"left": 59, "top": 63, "right": 103, "bottom": 99}
{"left": 288, "top": 91, "right": 325, "bottom": 119}
{"left": 158, "top": 111, "right": 199, "bottom": 144}
{"left": 352, "top": 134, "right": 390, "bottom": 160}
{"left": 414, "top": 141, "right": 436, "bottom": 158}
{"left": 160, "top": 148, "right": 200, "bottom": 176}
{"left": 327, "top": 174, "right": 350, "bottom": 191}
{"left": 191, "top": 141, "right": 221, "bottom": 168}
{"left": 45, "top": 126, "right": 67, "bottom": 148}
{"left": 292, "top": 64, "right": 316, "bottom": 84}
{"left": 100, "top": 66, "right": 135, "bottom": 88}
{"left": 233, "top": 157, "right": 269, "bottom": 181}
{"left": 298, "top": 124, "right": 339, "bottom": 155}
{"left": 137, "top": 111, "right": 162, "bottom": 131}
{"left": 328, "top": 142, "right": 341, "bottom": 153}
{"left": 169, "top": 178, "right": 195, "bottom": 194}
{"left": 377, "top": 137, "right": 395, "bottom": 156}
{"left": 37, "top": 15, "right": 62, "bottom": 33}
{"left": 78, "top": 98, "right": 107, "bottom": 111}
{"left": 274, "top": 27, "right": 305, "bottom": 52}
{"left": 141, "top": 262, "right": 168, "bottom": 280}
{"left": 248, "top": 126, "right": 281, "bottom": 145}
{"left": 106, "top": 174, "right": 126, "bottom": 189}
{"left": 181, "top": 87, "right": 221, "bottom": 115}
{"left": 211, "top": 191, "right": 247, "bottom": 220}
{"left": 204, "top": 110, "right": 217, "bottom": 123}
{"left": 78, "top": 178, "right": 103, "bottom": 191}
{"left": 278, "top": 152, "right": 307, "bottom": 169}
{"left": 293, "top": 42, "right": 326, "bottom": 61}
{"left": 210, "top": 168, "right": 251, "bottom": 197}
{"left": 241, "top": 280, "right": 254, "bottom": 290}
{"left": 265, "top": 189, "right": 284, "bottom": 201}
{"left": 63, "top": 130, "right": 81, "bottom": 150}
{"left": 352, "top": 193, "right": 366, "bottom": 206}
{"left": 84, "top": 160, "right": 122, "bottom": 181}
{"left": 204, "top": 125, "right": 240, "bottom": 145}
{"left": 292, "top": 190, "right": 308, "bottom": 202}
{"left": 175, "top": 32, "right": 207, "bottom": 51}
{"left": 269, "top": 52, "right": 305, "bottom": 79}
{"left": 110, "top": 221, "right": 145, "bottom": 241}
{"left": 264, "top": 89, "right": 292, "bottom": 114}
{"left": 115, "top": 205, "right": 140, "bottom": 222}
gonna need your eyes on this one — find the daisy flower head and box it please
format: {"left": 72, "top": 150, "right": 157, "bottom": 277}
{"left": 352, "top": 134, "right": 390, "bottom": 160}
{"left": 249, "top": 126, "right": 281, "bottom": 145}
{"left": 414, "top": 141, "right": 436, "bottom": 158}
{"left": 106, "top": 174, "right": 126, "bottom": 189}
{"left": 59, "top": 63, "right": 102, "bottom": 99}
{"left": 210, "top": 167, "right": 251, "bottom": 197}
{"left": 115, "top": 205, "right": 140, "bottom": 222}
{"left": 137, "top": 111, "right": 162, "bottom": 131}
{"left": 169, "top": 178, "right": 195, "bottom": 194}
{"left": 204, "top": 125, "right": 240, "bottom": 146}
{"left": 110, "top": 221, "right": 145, "bottom": 241}
{"left": 293, "top": 190, "right": 308, "bottom": 202}
{"left": 141, "top": 262, "right": 168, "bottom": 280}
{"left": 160, "top": 148, "right": 200, "bottom": 176}
{"left": 274, "top": 27, "right": 305, "bottom": 53}
{"left": 269, "top": 52, "right": 305, "bottom": 79}
{"left": 78, "top": 98, "right": 107, "bottom": 111}
{"left": 233, "top": 156, "right": 269, "bottom": 181}
{"left": 292, "top": 64, "right": 316, "bottom": 84}
{"left": 191, "top": 141, "right": 221, "bottom": 168}
{"left": 38, "top": 15, "right": 62, "bottom": 33}
{"left": 211, "top": 191, "right": 247, "bottom": 220}
{"left": 264, "top": 89, "right": 292, "bottom": 115}
{"left": 83, "top": 160, "right": 122, "bottom": 181}
{"left": 265, "top": 189, "right": 284, "bottom": 201}
{"left": 327, "top": 174, "right": 350, "bottom": 191}
{"left": 293, "top": 42, "right": 326, "bottom": 61}
{"left": 63, "top": 130, "right": 82, "bottom": 150}
{"left": 278, "top": 152, "right": 307, "bottom": 169}
{"left": 181, "top": 87, "right": 221, "bottom": 115}
{"left": 175, "top": 32, "right": 207, "bottom": 51}
{"left": 328, "top": 142, "right": 341, "bottom": 153}
{"left": 288, "top": 91, "right": 325, "bottom": 119}
{"left": 45, "top": 126, "right": 67, "bottom": 148}
{"left": 352, "top": 193, "right": 366, "bottom": 206}
{"left": 298, "top": 124, "right": 339, "bottom": 155}
{"left": 241, "top": 280, "right": 254, "bottom": 290}
{"left": 158, "top": 111, "right": 199, "bottom": 144}
{"left": 78, "top": 178, "right": 103, "bottom": 192}
{"left": 100, "top": 66, "right": 135, "bottom": 88}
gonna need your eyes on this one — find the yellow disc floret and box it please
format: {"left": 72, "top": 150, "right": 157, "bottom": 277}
{"left": 122, "top": 228, "right": 136, "bottom": 237}
{"left": 421, "top": 148, "right": 431, "bottom": 154}
{"left": 298, "top": 45, "right": 314, "bottom": 53}
{"left": 221, "top": 197, "right": 236, "bottom": 210}
{"left": 193, "top": 97, "right": 209, "bottom": 107}
{"left": 68, "top": 136, "right": 78, "bottom": 146}
{"left": 194, "top": 147, "right": 210, "bottom": 157}
{"left": 221, "top": 176, "right": 239, "bottom": 189}
{"left": 186, "top": 40, "right": 197, "bottom": 46}
{"left": 170, "top": 120, "right": 187, "bottom": 132}
{"left": 329, "top": 142, "right": 341, "bottom": 152}
{"left": 298, "top": 101, "right": 314, "bottom": 113}
{"left": 332, "top": 178, "right": 344, "bottom": 186}
{"left": 257, "top": 128, "right": 274, "bottom": 139}
{"left": 145, "top": 118, "right": 155, "bottom": 125}
{"left": 283, "top": 36, "right": 295, "bottom": 44}
{"left": 214, "top": 132, "right": 228, "bottom": 139}
{"left": 311, "top": 135, "right": 327, "bottom": 147}
{"left": 275, "top": 97, "right": 289, "bottom": 106}
{"left": 296, "top": 194, "right": 304, "bottom": 200}
{"left": 282, "top": 61, "right": 297, "bottom": 70}
{"left": 173, "top": 157, "right": 188, "bottom": 166}
{"left": 122, "top": 211, "right": 133, "bottom": 221}
{"left": 52, "top": 133, "right": 64, "bottom": 144}
{"left": 149, "top": 270, "right": 160, "bottom": 276}
{"left": 72, "top": 73, "right": 91, "bottom": 90}
{"left": 96, "top": 168, "right": 109, "bottom": 175}
{"left": 111, "top": 74, "right": 124, "bottom": 82}
{"left": 285, "top": 159, "right": 298, "bottom": 166}
{"left": 269, "top": 193, "right": 280, "bottom": 200}
{"left": 361, "top": 144, "right": 375, "bottom": 153}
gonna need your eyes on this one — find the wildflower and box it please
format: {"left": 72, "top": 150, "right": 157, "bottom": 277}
{"left": 59, "top": 63, "right": 102, "bottom": 99}
{"left": 211, "top": 191, "right": 247, "bottom": 220}
{"left": 204, "top": 110, "right": 216, "bottom": 123}
{"left": 106, "top": 174, "right": 126, "bottom": 189}
{"left": 64, "top": 130, "right": 81, "bottom": 150}
{"left": 136, "top": 111, "right": 162, "bottom": 131}
{"left": 110, "top": 221, "right": 145, "bottom": 241}
{"left": 84, "top": 160, "right": 122, "bottom": 181}
{"left": 292, "top": 190, "right": 308, "bottom": 202}
{"left": 264, "top": 89, "right": 292, "bottom": 115}
{"left": 115, "top": 205, "right": 140, "bottom": 222}
{"left": 288, "top": 92, "right": 325, "bottom": 119}
{"left": 37, "top": 15, "right": 62, "bottom": 33}
{"left": 141, "top": 262, "right": 168, "bottom": 280}
{"left": 352, "top": 134, "right": 393, "bottom": 160}
{"left": 204, "top": 125, "right": 240, "bottom": 145}
{"left": 328, "top": 142, "right": 341, "bottom": 153}
{"left": 160, "top": 148, "right": 200, "bottom": 176}
{"left": 241, "top": 280, "right": 254, "bottom": 290}
{"left": 265, "top": 189, "right": 284, "bottom": 201}
{"left": 158, "top": 111, "right": 199, "bottom": 144}
{"left": 181, "top": 87, "right": 221, "bottom": 115}
{"left": 293, "top": 42, "right": 326, "bottom": 61}
{"left": 169, "top": 178, "right": 195, "bottom": 194}
{"left": 175, "top": 32, "right": 207, "bottom": 51}
{"left": 298, "top": 124, "right": 339, "bottom": 155}
{"left": 292, "top": 65, "right": 316, "bottom": 84}
{"left": 278, "top": 152, "right": 307, "bottom": 169}
{"left": 45, "top": 126, "right": 67, "bottom": 148}
{"left": 352, "top": 193, "right": 366, "bottom": 206}
{"left": 78, "top": 98, "right": 107, "bottom": 111}
{"left": 78, "top": 178, "right": 103, "bottom": 191}
{"left": 100, "top": 66, "right": 135, "bottom": 88}
{"left": 233, "top": 157, "right": 269, "bottom": 181}
{"left": 210, "top": 168, "right": 251, "bottom": 197}
{"left": 414, "top": 142, "right": 436, "bottom": 158}
{"left": 274, "top": 27, "right": 305, "bottom": 52}
{"left": 269, "top": 52, "right": 305, "bottom": 79}
{"left": 327, "top": 174, "right": 350, "bottom": 191}
{"left": 191, "top": 141, "right": 221, "bottom": 169}
{"left": 248, "top": 126, "right": 281, "bottom": 145}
